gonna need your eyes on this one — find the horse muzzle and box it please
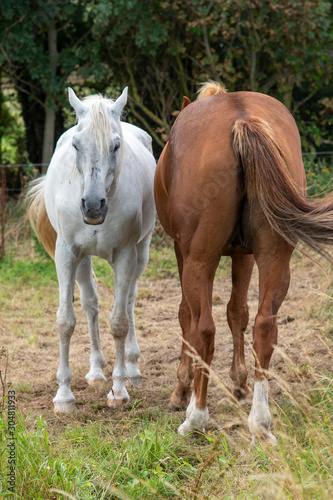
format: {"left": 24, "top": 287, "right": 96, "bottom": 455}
{"left": 81, "top": 197, "right": 108, "bottom": 225}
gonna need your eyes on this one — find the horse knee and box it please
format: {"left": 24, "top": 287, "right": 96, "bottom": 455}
{"left": 177, "top": 360, "right": 194, "bottom": 387}
{"left": 227, "top": 300, "right": 249, "bottom": 331}
{"left": 56, "top": 306, "right": 76, "bottom": 338}
{"left": 110, "top": 312, "right": 129, "bottom": 339}
{"left": 253, "top": 312, "right": 277, "bottom": 369}
{"left": 254, "top": 312, "right": 276, "bottom": 341}
{"left": 81, "top": 295, "right": 99, "bottom": 318}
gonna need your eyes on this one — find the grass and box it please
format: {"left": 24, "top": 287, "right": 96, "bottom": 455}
{"left": 0, "top": 369, "right": 332, "bottom": 499}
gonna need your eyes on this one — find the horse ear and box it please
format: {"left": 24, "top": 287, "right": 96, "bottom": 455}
{"left": 68, "top": 87, "right": 87, "bottom": 118}
{"left": 181, "top": 96, "right": 191, "bottom": 111}
{"left": 111, "top": 87, "right": 128, "bottom": 118}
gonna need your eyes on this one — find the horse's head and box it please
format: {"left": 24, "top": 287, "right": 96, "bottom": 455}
{"left": 68, "top": 87, "right": 128, "bottom": 225}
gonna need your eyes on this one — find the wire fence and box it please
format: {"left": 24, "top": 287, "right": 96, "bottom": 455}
{"left": 1, "top": 153, "right": 333, "bottom": 258}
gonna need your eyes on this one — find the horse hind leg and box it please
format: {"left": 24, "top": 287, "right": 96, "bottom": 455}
{"left": 76, "top": 256, "right": 106, "bottom": 385}
{"left": 177, "top": 252, "right": 220, "bottom": 435}
{"left": 125, "top": 280, "right": 141, "bottom": 386}
{"left": 125, "top": 229, "right": 154, "bottom": 386}
{"left": 227, "top": 254, "right": 254, "bottom": 402}
{"left": 248, "top": 238, "right": 292, "bottom": 445}
{"left": 170, "top": 241, "right": 193, "bottom": 410}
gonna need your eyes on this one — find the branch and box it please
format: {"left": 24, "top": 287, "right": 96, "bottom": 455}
{"left": 250, "top": 50, "right": 257, "bottom": 91}
{"left": 202, "top": 25, "right": 220, "bottom": 82}
{"left": 129, "top": 104, "right": 166, "bottom": 148}
{"left": 292, "top": 91, "right": 317, "bottom": 114}
{"left": 126, "top": 62, "right": 168, "bottom": 129}
{"left": 175, "top": 53, "right": 190, "bottom": 97}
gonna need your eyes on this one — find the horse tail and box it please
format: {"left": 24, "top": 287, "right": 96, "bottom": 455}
{"left": 232, "top": 115, "right": 333, "bottom": 261}
{"left": 197, "top": 80, "right": 227, "bottom": 100}
{"left": 26, "top": 176, "right": 57, "bottom": 260}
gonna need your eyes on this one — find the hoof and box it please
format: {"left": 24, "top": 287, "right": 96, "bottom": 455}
{"left": 178, "top": 422, "right": 190, "bottom": 436}
{"left": 107, "top": 396, "right": 130, "bottom": 408}
{"left": 86, "top": 377, "right": 107, "bottom": 386}
{"left": 107, "top": 387, "right": 130, "bottom": 408}
{"left": 233, "top": 386, "right": 253, "bottom": 403}
{"left": 85, "top": 370, "right": 106, "bottom": 385}
{"left": 178, "top": 422, "right": 206, "bottom": 437}
{"left": 169, "top": 400, "right": 183, "bottom": 411}
{"left": 128, "top": 376, "right": 142, "bottom": 387}
{"left": 54, "top": 401, "right": 77, "bottom": 413}
{"left": 169, "top": 389, "right": 191, "bottom": 410}
{"left": 251, "top": 431, "right": 277, "bottom": 447}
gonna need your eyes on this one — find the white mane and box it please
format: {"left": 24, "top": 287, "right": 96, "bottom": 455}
{"left": 82, "top": 95, "right": 117, "bottom": 156}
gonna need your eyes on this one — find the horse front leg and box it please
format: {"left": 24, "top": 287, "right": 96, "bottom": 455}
{"left": 76, "top": 256, "right": 106, "bottom": 384}
{"left": 107, "top": 244, "right": 137, "bottom": 407}
{"left": 53, "top": 239, "right": 79, "bottom": 412}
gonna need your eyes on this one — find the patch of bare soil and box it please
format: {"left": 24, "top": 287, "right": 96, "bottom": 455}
{"left": 1, "top": 257, "right": 332, "bottom": 434}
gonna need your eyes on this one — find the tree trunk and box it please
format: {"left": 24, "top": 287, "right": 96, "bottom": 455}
{"left": 42, "top": 20, "right": 58, "bottom": 173}
{"left": 17, "top": 84, "right": 45, "bottom": 165}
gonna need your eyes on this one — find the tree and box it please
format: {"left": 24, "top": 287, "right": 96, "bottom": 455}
{"left": 84, "top": 0, "right": 332, "bottom": 152}
{"left": 0, "top": 0, "right": 109, "bottom": 170}
{"left": 1, "top": 0, "right": 332, "bottom": 164}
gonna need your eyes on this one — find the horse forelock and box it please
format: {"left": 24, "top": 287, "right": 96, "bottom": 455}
{"left": 197, "top": 80, "right": 227, "bottom": 100}
{"left": 82, "top": 95, "right": 119, "bottom": 156}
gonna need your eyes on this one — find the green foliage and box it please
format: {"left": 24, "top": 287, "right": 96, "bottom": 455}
{"left": 1, "top": 0, "right": 332, "bottom": 163}
{"left": 303, "top": 156, "right": 333, "bottom": 196}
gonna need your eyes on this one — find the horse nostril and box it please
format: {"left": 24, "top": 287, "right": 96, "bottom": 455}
{"left": 100, "top": 198, "right": 106, "bottom": 209}
{"left": 81, "top": 198, "right": 86, "bottom": 209}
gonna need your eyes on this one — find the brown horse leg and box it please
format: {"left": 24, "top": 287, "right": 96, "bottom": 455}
{"left": 248, "top": 240, "right": 293, "bottom": 444}
{"left": 177, "top": 253, "right": 220, "bottom": 435}
{"left": 169, "top": 242, "right": 193, "bottom": 410}
{"left": 227, "top": 254, "right": 255, "bottom": 401}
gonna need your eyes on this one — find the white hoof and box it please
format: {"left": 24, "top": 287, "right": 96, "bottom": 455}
{"left": 107, "top": 388, "right": 130, "bottom": 408}
{"left": 250, "top": 429, "right": 277, "bottom": 446}
{"left": 86, "top": 378, "right": 106, "bottom": 386}
{"left": 178, "top": 422, "right": 192, "bottom": 436}
{"left": 54, "top": 401, "right": 77, "bottom": 413}
{"left": 85, "top": 368, "right": 107, "bottom": 384}
{"left": 178, "top": 393, "right": 209, "bottom": 436}
{"left": 107, "top": 398, "right": 126, "bottom": 408}
{"left": 86, "top": 374, "right": 107, "bottom": 386}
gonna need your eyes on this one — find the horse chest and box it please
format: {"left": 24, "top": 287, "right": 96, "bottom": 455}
{"left": 71, "top": 224, "right": 122, "bottom": 260}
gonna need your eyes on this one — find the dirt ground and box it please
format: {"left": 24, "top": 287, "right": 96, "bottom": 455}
{"left": 1, "top": 254, "right": 332, "bottom": 433}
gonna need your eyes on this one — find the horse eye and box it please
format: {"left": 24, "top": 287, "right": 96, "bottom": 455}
{"left": 113, "top": 141, "right": 120, "bottom": 153}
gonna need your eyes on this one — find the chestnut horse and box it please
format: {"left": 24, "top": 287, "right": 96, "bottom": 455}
{"left": 154, "top": 81, "right": 333, "bottom": 444}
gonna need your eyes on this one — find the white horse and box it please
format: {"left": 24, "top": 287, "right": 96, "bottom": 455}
{"left": 27, "top": 87, "right": 156, "bottom": 411}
